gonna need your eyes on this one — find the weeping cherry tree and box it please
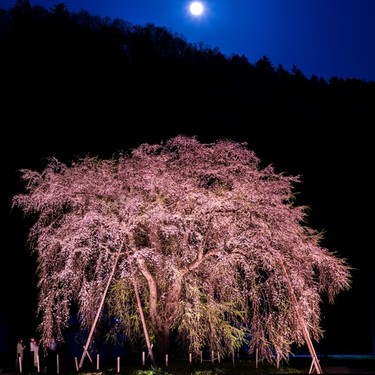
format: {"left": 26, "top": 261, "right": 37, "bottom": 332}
{"left": 12, "top": 135, "right": 351, "bottom": 369}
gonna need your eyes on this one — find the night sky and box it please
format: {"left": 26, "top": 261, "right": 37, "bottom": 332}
{"left": 1, "top": 0, "right": 374, "bottom": 369}
{"left": 2, "top": 0, "right": 375, "bottom": 82}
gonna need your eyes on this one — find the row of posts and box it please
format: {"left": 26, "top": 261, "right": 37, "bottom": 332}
{"left": 75, "top": 348, "right": 269, "bottom": 373}
{"left": 74, "top": 350, "right": 228, "bottom": 373}
{"left": 17, "top": 354, "right": 60, "bottom": 374}
{"left": 18, "top": 348, "right": 280, "bottom": 374}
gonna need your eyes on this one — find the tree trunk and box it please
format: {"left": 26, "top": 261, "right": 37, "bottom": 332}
{"left": 155, "top": 324, "right": 171, "bottom": 361}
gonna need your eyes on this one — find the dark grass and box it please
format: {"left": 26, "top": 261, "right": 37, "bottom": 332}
{"left": 2, "top": 355, "right": 374, "bottom": 375}
{"left": 61, "top": 355, "right": 375, "bottom": 375}
{"left": 77, "top": 359, "right": 304, "bottom": 375}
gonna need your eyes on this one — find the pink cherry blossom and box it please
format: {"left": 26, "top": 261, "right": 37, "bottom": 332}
{"left": 12, "top": 135, "right": 351, "bottom": 365}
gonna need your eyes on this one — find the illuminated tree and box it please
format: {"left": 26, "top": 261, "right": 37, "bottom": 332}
{"left": 12, "top": 135, "right": 351, "bottom": 369}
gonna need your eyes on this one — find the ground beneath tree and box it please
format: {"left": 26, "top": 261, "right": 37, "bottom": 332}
{"left": 1, "top": 354, "right": 374, "bottom": 375}
{"left": 289, "top": 354, "right": 375, "bottom": 374}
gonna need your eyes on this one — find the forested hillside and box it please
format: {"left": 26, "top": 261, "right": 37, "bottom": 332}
{"left": 1, "top": 1, "right": 374, "bottom": 140}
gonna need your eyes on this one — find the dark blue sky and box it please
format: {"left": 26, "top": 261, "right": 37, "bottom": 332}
{"left": 3, "top": 0, "right": 375, "bottom": 82}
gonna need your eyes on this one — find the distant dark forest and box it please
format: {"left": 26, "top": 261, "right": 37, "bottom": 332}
{"left": 1, "top": 0, "right": 374, "bottom": 138}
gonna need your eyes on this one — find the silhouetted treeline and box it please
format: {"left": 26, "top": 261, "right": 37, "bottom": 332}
{"left": 1, "top": 0, "right": 374, "bottom": 138}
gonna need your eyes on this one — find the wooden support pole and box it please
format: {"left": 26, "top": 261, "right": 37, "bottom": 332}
{"left": 280, "top": 261, "right": 323, "bottom": 374}
{"left": 79, "top": 250, "right": 122, "bottom": 369}
{"left": 74, "top": 357, "right": 79, "bottom": 372}
{"left": 18, "top": 356, "right": 23, "bottom": 374}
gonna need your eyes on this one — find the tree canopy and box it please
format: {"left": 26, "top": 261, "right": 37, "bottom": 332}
{"left": 12, "top": 135, "right": 351, "bottom": 364}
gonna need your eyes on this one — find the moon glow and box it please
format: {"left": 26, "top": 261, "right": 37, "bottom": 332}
{"left": 189, "top": 1, "right": 204, "bottom": 16}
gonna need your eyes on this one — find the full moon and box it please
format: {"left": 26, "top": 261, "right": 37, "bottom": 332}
{"left": 189, "top": 1, "right": 204, "bottom": 16}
